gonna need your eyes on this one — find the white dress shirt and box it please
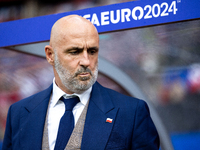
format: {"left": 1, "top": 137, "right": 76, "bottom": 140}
{"left": 48, "top": 78, "right": 92, "bottom": 150}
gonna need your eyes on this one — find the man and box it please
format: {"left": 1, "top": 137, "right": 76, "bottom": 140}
{"left": 2, "top": 15, "right": 159, "bottom": 150}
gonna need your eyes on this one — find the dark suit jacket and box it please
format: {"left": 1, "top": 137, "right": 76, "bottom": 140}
{"left": 2, "top": 82, "right": 159, "bottom": 150}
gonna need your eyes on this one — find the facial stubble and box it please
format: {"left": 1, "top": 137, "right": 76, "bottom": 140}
{"left": 54, "top": 52, "right": 98, "bottom": 93}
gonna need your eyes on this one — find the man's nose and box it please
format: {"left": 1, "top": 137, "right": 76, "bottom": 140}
{"left": 79, "top": 51, "right": 90, "bottom": 67}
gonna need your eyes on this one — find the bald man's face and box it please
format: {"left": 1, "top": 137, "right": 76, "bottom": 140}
{"left": 49, "top": 17, "right": 99, "bottom": 94}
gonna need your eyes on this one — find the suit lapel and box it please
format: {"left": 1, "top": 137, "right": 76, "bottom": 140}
{"left": 81, "top": 82, "right": 119, "bottom": 150}
{"left": 18, "top": 82, "right": 117, "bottom": 149}
{"left": 19, "top": 84, "right": 52, "bottom": 150}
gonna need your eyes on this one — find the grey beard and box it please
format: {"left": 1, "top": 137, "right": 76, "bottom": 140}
{"left": 54, "top": 53, "right": 98, "bottom": 93}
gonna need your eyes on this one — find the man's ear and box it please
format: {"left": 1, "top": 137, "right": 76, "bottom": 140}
{"left": 45, "top": 45, "right": 54, "bottom": 65}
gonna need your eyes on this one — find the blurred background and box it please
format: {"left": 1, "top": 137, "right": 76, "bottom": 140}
{"left": 0, "top": 0, "right": 200, "bottom": 149}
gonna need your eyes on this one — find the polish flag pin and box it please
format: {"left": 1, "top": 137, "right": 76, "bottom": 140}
{"left": 106, "top": 118, "right": 113, "bottom": 123}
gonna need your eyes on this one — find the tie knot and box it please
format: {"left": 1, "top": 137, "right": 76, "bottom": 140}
{"left": 60, "top": 96, "right": 80, "bottom": 111}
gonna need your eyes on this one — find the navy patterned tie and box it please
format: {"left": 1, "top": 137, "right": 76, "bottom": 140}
{"left": 54, "top": 96, "right": 80, "bottom": 150}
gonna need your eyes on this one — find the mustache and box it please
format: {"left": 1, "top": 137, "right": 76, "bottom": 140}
{"left": 74, "top": 67, "right": 92, "bottom": 77}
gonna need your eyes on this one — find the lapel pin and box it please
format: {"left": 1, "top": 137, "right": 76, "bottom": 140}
{"left": 106, "top": 118, "right": 113, "bottom": 123}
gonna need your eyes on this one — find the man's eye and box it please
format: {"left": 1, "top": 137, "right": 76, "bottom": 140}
{"left": 89, "top": 49, "right": 98, "bottom": 55}
{"left": 70, "top": 50, "right": 79, "bottom": 55}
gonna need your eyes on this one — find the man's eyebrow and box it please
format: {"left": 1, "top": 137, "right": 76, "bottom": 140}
{"left": 66, "top": 47, "right": 84, "bottom": 52}
{"left": 66, "top": 46, "right": 99, "bottom": 51}
{"left": 88, "top": 47, "right": 99, "bottom": 51}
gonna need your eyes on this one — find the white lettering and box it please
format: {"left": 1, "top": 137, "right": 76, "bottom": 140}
{"left": 83, "top": 14, "right": 91, "bottom": 21}
{"left": 82, "top": 1, "right": 178, "bottom": 27}
{"left": 121, "top": 8, "right": 131, "bottom": 22}
{"left": 110, "top": 10, "right": 120, "bottom": 24}
{"left": 144, "top": 5, "right": 152, "bottom": 19}
{"left": 152, "top": 4, "right": 160, "bottom": 18}
{"left": 132, "top": 6, "right": 144, "bottom": 20}
{"left": 91, "top": 13, "right": 100, "bottom": 26}
{"left": 101, "top": 11, "right": 110, "bottom": 25}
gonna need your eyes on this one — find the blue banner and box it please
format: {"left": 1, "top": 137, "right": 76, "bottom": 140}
{"left": 0, "top": 0, "right": 200, "bottom": 47}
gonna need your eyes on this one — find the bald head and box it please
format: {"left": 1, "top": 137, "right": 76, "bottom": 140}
{"left": 45, "top": 15, "right": 99, "bottom": 94}
{"left": 50, "top": 15, "right": 99, "bottom": 49}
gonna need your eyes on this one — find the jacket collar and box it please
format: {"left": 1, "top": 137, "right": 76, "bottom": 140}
{"left": 24, "top": 84, "right": 53, "bottom": 112}
{"left": 20, "top": 82, "right": 118, "bottom": 150}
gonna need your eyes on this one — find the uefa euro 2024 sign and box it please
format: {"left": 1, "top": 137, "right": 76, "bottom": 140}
{"left": 0, "top": 0, "right": 200, "bottom": 47}
{"left": 83, "top": 1, "right": 178, "bottom": 26}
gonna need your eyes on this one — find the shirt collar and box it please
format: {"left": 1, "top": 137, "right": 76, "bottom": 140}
{"left": 51, "top": 78, "right": 92, "bottom": 107}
